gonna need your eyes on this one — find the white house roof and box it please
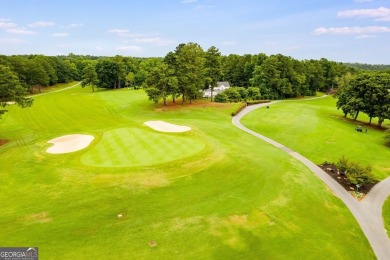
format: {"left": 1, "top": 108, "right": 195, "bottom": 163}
{"left": 217, "top": 81, "right": 230, "bottom": 88}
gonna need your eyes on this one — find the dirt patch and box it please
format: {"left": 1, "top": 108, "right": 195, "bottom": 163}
{"left": 319, "top": 163, "right": 378, "bottom": 197}
{"left": 155, "top": 99, "right": 234, "bottom": 112}
{"left": 0, "top": 139, "right": 9, "bottom": 146}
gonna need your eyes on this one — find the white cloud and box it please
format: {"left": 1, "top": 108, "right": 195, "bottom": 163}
{"left": 108, "top": 29, "right": 145, "bottom": 37}
{"left": 117, "top": 45, "right": 143, "bottom": 52}
{"left": 6, "top": 28, "right": 36, "bottom": 35}
{"left": 52, "top": 33, "right": 69, "bottom": 37}
{"left": 313, "top": 26, "right": 390, "bottom": 35}
{"left": 338, "top": 7, "right": 390, "bottom": 21}
{"left": 222, "top": 41, "right": 237, "bottom": 45}
{"left": 355, "top": 34, "right": 376, "bottom": 39}
{"left": 58, "top": 44, "right": 75, "bottom": 48}
{"left": 181, "top": 0, "right": 197, "bottom": 3}
{"left": 0, "top": 21, "right": 16, "bottom": 29}
{"left": 95, "top": 46, "right": 104, "bottom": 51}
{"left": 0, "top": 38, "right": 24, "bottom": 45}
{"left": 28, "top": 21, "right": 55, "bottom": 28}
{"left": 133, "top": 37, "right": 175, "bottom": 45}
{"left": 108, "top": 29, "right": 174, "bottom": 46}
{"left": 354, "top": 0, "right": 374, "bottom": 3}
{"left": 65, "top": 23, "right": 83, "bottom": 28}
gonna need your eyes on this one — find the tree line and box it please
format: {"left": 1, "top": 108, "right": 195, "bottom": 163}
{"left": 142, "top": 43, "right": 354, "bottom": 105}
{"left": 1, "top": 42, "right": 388, "bottom": 118}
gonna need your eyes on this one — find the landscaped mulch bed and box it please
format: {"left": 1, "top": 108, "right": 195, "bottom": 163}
{"left": 318, "top": 163, "right": 378, "bottom": 196}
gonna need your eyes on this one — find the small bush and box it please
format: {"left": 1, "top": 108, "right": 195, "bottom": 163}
{"left": 336, "top": 155, "right": 349, "bottom": 173}
{"left": 246, "top": 100, "right": 271, "bottom": 105}
{"left": 336, "top": 156, "right": 375, "bottom": 185}
{"left": 247, "top": 87, "right": 261, "bottom": 100}
{"left": 224, "top": 88, "right": 241, "bottom": 102}
{"left": 231, "top": 102, "right": 247, "bottom": 116}
{"left": 214, "top": 92, "right": 228, "bottom": 103}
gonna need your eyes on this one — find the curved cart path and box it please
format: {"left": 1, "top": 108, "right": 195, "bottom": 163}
{"left": 31, "top": 82, "right": 81, "bottom": 98}
{"left": 232, "top": 101, "right": 390, "bottom": 260}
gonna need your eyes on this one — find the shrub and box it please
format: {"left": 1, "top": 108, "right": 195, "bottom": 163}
{"left": 231, "top": 102, "right": 247, "bottom": 116}
{"left": 224, "top": 88, "right": 241, "bottom": 102}
{"left": 235, "top": 87, "right": 248, "bottom": 100}
{"left": 246, "top": 100, "right": 271, "bottom": 105}
{"left": 346, "top": 162, "right": 374, "bottom": 186}
{"left": 247, "top": 87, "right": 261, "bottom": 100}
{"left": 214, "top": 92, "right": 228, "bottom": 103}
{"left": 336, "top": 155, "right": 349, "bottom": 173}
{"left": 336, "top": 156, "right": 376, "bottom": 185}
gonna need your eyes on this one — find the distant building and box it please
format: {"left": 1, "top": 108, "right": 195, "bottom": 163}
{"left": 203, "top": 81, "right": 230, "bottom": 98}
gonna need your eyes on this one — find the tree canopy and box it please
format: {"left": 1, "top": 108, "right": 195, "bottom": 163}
{"left": 0, "top": 65, "right": 33, "bottom": 117}
{"left": 335, "top": 71, "right": 390, "bottom": 127}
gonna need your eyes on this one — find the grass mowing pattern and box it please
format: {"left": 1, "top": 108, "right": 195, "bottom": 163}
{"left": 0, "top": 87, "right": 376, "bottom": 259}
{"left": 81, "top": 128, "right": 205, "bottom": 167}
{"left": 241, "top": 97, "right": 390, "bottom": 180}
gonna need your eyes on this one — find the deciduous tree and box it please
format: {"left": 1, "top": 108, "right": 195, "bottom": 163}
{"left": 144, "top": 63, "right": 178, "bottom": 106}
{"left": 0, "top": 65, "right": 32, "bottom": 117}
{"left": 81, "top": 64, "right": 98, "bottom": 92}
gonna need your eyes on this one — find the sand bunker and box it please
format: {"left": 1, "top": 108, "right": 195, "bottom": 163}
{"left": 144, "top": 121, "right": 191, "bottom": 133}
{"left": 46, "top": 134, "right": 94, "bottom": 154}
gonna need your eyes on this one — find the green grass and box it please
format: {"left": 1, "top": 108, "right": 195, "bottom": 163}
{"left": 384, "top": 198, "right": 390, "bottom": 237}
{"left": 241, "top": 96, "right": 390, "bottom": 180}
{"left": 0, "top": 87, "right": 375, "bottom": 259}
{"left": 30, "top": 81, "right": 79, "bottom": 96}
{"left": 81, "top": 127, "right": 206, "bottom": 167}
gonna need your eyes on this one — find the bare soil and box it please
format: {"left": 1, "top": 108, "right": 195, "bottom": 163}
{"left": 155, "top": 99, "right": 234, "bottom": 112}
{"left": 0, "top": 139, "right": 9, "bottom": 146}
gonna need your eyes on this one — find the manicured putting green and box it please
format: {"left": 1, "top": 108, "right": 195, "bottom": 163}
{"left": 81, "top": 127, "right": 205, "bottom": 167}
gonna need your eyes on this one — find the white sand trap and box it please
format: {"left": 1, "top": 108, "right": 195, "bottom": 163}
{"left": 46, "top": 134, "right": 94, "bottom": 154}
{"left": 144, "top": 121, "right": 191, "bottom": 133}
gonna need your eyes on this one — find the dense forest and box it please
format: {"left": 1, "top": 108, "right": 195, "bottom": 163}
{"left": 0, "top": 42, "right": 389, "bottom": 121}
{"left": 344, "top": 63, "right": 390, "bottom": 71}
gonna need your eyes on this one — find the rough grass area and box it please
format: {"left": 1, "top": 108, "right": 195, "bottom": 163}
{"left": 0, "top": 87, "right": 375, "bottom": 259}
{"left": 241, "top": 96, "right": 390, "bottom": 180}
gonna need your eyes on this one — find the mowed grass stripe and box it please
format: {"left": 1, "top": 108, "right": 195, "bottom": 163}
{"left": 81, "top": 128, "right": 205, "bottom": 167}
{"left": 0, "top": 87, "right": 376, "bottom": 258}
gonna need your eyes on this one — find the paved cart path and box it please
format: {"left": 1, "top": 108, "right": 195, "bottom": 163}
{"left": 232, "top": 100, "right": 390, "bottom": 260}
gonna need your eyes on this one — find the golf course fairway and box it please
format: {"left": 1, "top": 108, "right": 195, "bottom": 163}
{"left": 0, "top": 85, "right": 376, "bottom": 259}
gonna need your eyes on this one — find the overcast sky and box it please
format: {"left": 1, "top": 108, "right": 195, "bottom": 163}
{"left": 0, "top": 0, "right": 389, "bottom": 64}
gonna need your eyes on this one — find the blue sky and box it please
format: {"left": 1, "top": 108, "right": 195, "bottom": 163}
{"left": 0, "top": 0, "right": 389, "bottom": 63}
